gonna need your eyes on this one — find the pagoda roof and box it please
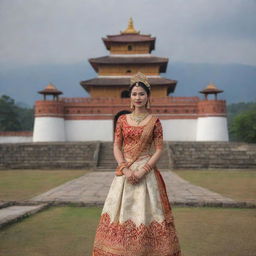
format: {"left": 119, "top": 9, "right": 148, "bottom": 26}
{"left": 38, "top": 83, "right": 63, "bottom": 95}
{"left": 102, "top": 34, "right": 155, "bottom": 51}
{"left": 80, "top": 77, "right": 177, "bottom": 93}
{"left": 199, "top": 84, "right": 223, "bottom": 94}
{"left": 89, "top": 55, "right": 168, "bottom": 72}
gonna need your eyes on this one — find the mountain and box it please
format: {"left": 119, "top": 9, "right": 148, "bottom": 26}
{"left": 0, "top": 62, "right": 255, "bottom": 107}
{"left": 0, "top": 62, "right": 93, "bottom": 107}
{"left": 167, "top": 62, "right": 256, "bottom": 103}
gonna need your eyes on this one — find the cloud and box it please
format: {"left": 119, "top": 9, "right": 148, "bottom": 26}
{"left": 0, "top": 0, "right": 255, "bottom": 66}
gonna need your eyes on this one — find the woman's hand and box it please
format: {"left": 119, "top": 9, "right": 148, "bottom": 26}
{"left": 123, "top": 167, "right": 133, "bottom": 179}
{"left": 134, "top": 167, "right": 146, "bottom": 181}
{"left": 128, "top": 167, "right": 147, "bottom": 185}
{"left": 134, "top": 168, "right": 146, "bottom": 180}
{"left": 123, "top": 168, "right": 139, "bottom": 185}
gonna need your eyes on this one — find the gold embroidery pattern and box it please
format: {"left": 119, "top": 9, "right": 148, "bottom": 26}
{"left": 103, "top": 115, "right": 182, "bottom": 256}
{"left": 93, "top": 212, "right": 182, "bottom": 256}
{"left": 113, "top": 116, "right": 123, "bottom": 149}
{"left": 153, "top": 118, "right": 164, "bottom": 150}
{"left": 114, "top": 115, "right": 163, "bottom": 160}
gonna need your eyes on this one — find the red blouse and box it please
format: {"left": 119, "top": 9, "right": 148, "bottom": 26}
{"left": 114, "top": 114, "right": 164, "bottom": 159}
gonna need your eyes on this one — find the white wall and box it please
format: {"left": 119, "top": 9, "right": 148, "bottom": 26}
{"left": 65, "top": 120, "right": 113, "bottom": 141}
{"left": 65, "top": 119, "right": 197, "bottom": 142}
{"left": 65, "top": 119, "right": 197, "bottom": 141}
{"left": 32, "top": 117, "right": 229, "bottom": 142}
{"left": 196, "top": 117, "right": 229, "bottom": 141}
{"left": 0, "top": 136, "right": 33, "bottom": 143}
{"left": 33, "top": 117, "right": 66, "bottom": 142}
{"left": 162, "top": 119, "right": 197, "bottom": 141}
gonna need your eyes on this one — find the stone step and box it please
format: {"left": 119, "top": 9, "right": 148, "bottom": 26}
{"left": 0, "top": 204, "right": 49, "bottom": 229}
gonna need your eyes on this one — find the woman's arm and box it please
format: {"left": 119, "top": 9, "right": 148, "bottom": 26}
{"left": 113, "top": 144, "right": 133, "bottom": 179}
{"left": 113, "top": 144, "right": 125, "bottom": 165}
{"left": 113, "top": 116, "right": 125, "bottom": 164}
{"left": 145, "top": 147, "right": 163, "bottom": 169}
{"left": 113, "top": 116, "right": 133, "bottom": 179}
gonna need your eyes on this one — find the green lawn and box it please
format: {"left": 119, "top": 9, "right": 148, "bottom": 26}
{"left": 174, "top": 169, "right": 256, "bottom": 203}
{"left": 0, "top": 206, "right": 255, "bottom": 256}
{"left": 0, "top": 170, "right": 89, "bottom": 201}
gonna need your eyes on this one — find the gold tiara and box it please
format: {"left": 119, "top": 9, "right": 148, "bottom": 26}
{"left": 130, "top": 72, "right": 151, "bottom": 90}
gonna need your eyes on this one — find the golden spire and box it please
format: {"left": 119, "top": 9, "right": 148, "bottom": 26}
{"left": 121, "top": 18, "right": 140, "bottom": 34}
{"left": 46, "top": 83, "right": 57, "bottom": 90}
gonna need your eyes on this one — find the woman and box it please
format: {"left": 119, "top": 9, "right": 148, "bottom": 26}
{"left": 92, "top": 72, "right": 182, "bottom": 256}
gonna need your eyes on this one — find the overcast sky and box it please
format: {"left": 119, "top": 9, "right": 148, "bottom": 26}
{"left": 0, "top": 0, "right": 256, "bottom": 68}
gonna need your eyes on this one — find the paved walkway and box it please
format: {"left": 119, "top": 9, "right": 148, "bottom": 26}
{"left": 0, "top": 204, "right": 48, "bottom": 229}
{"left": 0, "top": 170, "right": 254, "bottom": 229}
{"left": 30, "top": 171, "right": 240, "bottom": 207}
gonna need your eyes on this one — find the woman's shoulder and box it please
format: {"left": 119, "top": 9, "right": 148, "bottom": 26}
{"left": 117, "top": 114, "right": 127, "bottom": 123}
{"left": 151, "top": 115, "right": 162, "bottom": 128}
{"left": 150, "top": 114, "right": 161, "bottom": 122}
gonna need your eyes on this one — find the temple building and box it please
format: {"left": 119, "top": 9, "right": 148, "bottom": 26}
{"left": 33, "top": 19, "right": 229, "bottom": 142}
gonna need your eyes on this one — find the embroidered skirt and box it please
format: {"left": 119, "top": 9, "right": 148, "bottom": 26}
{"left": 92, "top": 155, "right": 182, "bottom": 256}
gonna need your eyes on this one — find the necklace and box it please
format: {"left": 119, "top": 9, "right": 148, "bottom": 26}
{"left": 130, "top": 112, "right": 149, "bottom": 125}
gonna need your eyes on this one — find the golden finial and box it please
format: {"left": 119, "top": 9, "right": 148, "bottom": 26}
{"left": 206, "top": 83, "right": 217, "bottom": 90}
{"left": 46, "top": 83, "right": 57, "bottom": 90}
{"left": 121, "top": 18, "right": 140, "bottom": 34}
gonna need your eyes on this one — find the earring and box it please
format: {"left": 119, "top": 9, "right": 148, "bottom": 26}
{"left": 146, "top": 99, "right": 151, "bottom": 109}
{"left": 130, "top": 101, "right": 134, "bottom": 109}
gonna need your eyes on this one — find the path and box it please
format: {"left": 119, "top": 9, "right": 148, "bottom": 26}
{"left": 0, "top": 170, "right": 254, "bottom": 229}
{"left": 30, "top": 171, "right": 237, "bottom": 207}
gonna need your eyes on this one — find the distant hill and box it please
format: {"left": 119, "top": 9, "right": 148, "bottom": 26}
{"left": 167, "top": 62, "right": 256, "bottom": 103}
{"left": 0, "top": 62, "right": 255, "bottom": 107}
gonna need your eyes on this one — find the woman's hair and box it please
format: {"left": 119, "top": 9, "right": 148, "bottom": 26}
{"left": 129, "top": 82, "right": 151, "bottom": 96}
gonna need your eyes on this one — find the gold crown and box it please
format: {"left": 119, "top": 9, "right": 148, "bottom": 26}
{"left": 130, "top": 72, "right": 151, "bottom": 90}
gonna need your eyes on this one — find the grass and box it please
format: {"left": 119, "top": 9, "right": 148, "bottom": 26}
{"left": 0, "top": 206, "right": 255, "bottom": 256}
{"left": 173, "top": 169, "right": 256, "bottom": 203}
{"left": 175, "top": 206, "right": 256, "bottom": 256}
{"left": 0, "top": 170, "right": 89, "bottom": 201}
{"left": 0, "top": 169, "right": 255, "bottom": 255}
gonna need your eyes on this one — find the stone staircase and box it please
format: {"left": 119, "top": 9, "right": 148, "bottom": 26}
{"left": 96, "top": 142, "right": 171, "bottom": 171}
{"left": 169, "top": 142, "right": 256, "bottom": 169}
{"left": 1, "top": 141, "right": 255, "bottom": 170}
{"left": 97, "top": 142, "right": 116, "bottom": 171}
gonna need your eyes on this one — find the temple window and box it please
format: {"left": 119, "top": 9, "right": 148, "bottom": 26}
{"left": 121, "top": 90, "right": 130, "bottom": 98}
{"left": 128, "top": 45, "right": 132, "bottom": 51}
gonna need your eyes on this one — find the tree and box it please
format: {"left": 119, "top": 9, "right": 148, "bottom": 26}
{"left": 0, "top": 95, "right": 34, "bottom": 131}
{"left": 230, "top": 109, "right": 256, "bottom": 143}
{"left": 0, "top": 95, "right": 22, "bottom": 131}
{"left": 227, "top": 101, "right": 256, "bottom": 141}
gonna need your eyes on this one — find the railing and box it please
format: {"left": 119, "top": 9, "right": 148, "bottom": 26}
{"left": 60, "top": 96, "right": 201, "bottom": 104}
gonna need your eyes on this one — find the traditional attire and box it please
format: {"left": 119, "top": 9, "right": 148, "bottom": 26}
{"left": 92, "top": 114, "right": 182, "bottom": 256}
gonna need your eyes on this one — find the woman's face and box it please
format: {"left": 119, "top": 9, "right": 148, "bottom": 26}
{"left": 130, "top": 85, "right": 148, "bottom": 109}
